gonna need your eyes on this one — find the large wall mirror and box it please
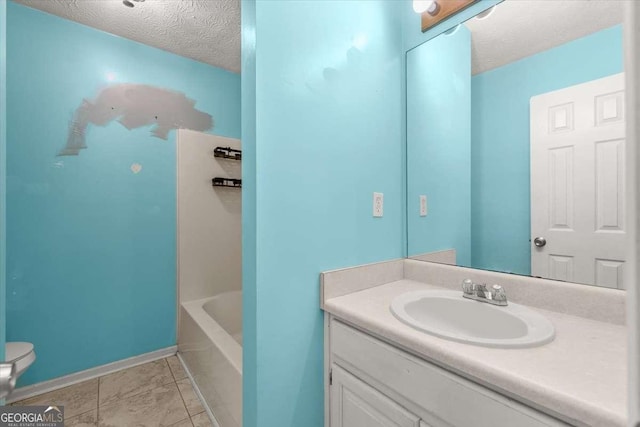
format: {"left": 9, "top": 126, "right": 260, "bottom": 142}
{"left": 406, "top": 0, "right": 626, "bottom": 289}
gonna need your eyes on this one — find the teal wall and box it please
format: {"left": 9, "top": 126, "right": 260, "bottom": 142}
{"left": 6, "top": 2, "right": 240, "bottom": 386}
{"left": 243, "top": 1, "right": 404, "bottom": 426}
{"left": 1, "top": 0, "right": 6, "bottom": 364}
{"left": 241, "top": 1, "right": 257, "bottom": 426}
{"left": 406, "top": 26, "right": 471, "bottom": 263}
{"left": 470, "top": 25, "right": 624, "bottom": 275}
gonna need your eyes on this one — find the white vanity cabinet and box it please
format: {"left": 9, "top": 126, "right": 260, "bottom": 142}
{"left": 331, "top": 365, "right": 421, "bottom": 427}
{"left": 327, "top": 318, "right": 571, "bottom": 427}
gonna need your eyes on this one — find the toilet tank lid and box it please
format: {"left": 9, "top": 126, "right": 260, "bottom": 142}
{"left": 5, "top": 342, "right": 34, "bottom": 362}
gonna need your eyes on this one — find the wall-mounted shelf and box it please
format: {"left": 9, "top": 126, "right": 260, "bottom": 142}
{"left": 212, "top": 177, "right": 242, "bottom": 188}
{"left": 214, "top": 146, "right": 242, "bottom": 160}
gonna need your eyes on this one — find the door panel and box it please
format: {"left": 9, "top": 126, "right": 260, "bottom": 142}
{"left": 595, "top": 138, "right": 624, "bottom": 231}
{"left": 548, "top": 146, "right": 574, "bottom": 230}
{"left": 530, "top": 73, "right": 626, "bottom": 288}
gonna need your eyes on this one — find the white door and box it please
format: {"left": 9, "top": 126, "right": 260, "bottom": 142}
{"left": 330, "top": 365, "right": 420, "bottom": 427}
{"left": 530, "top": 73, "right": 626, "bottom": 289}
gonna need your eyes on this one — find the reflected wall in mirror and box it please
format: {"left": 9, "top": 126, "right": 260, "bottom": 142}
{"left": 406, "top": 0, "right": 626, "bottom": 289}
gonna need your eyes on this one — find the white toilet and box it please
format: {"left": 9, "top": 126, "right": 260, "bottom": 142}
{"left": 5, "top": 342, "right": 36, "bottom": 379}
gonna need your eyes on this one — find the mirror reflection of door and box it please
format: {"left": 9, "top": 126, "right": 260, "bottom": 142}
{"left": 530, "top": 74, "right": 626, "bottom": 289}
{"left": 405, "top": 0, "right": 627, "bottom": 289}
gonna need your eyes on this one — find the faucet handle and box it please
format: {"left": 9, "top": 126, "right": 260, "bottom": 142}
{"left": 491, "top": 284, "right": 507, "bottom": 303}
{"left": 461, "top": 279, "right": 474, "bottom": 295}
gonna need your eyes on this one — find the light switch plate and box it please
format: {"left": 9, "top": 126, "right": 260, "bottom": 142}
{"left": 420, "top": 195, "right": 427, "bottom": 216}
{"left": 373, "top": 192, "right": 384, "bottom": 217}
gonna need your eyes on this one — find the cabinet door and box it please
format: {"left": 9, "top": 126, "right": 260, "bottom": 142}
{"left": 331, "top": 320, "right": 570, "bottom": 427}
{"left": 331, "top": 364, "right": 420, "bottom": 427}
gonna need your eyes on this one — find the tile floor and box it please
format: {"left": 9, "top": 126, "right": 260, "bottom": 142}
{"left": 12, "top": 356, "right": 214, "bottom": 427}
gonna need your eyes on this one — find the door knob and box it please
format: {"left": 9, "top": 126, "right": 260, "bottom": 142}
{"left": 533, "top": 237, "right": 547, "bottom": 247}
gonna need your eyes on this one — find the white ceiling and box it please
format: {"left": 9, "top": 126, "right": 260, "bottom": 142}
{"left": 465, "top": 0, "right": 624, "bottom": 75}
{"left": 13, "top": 0, "right": 624, "bottom": 77}
{"left": 13, "top": 0, "right": 241, "bottom": 73}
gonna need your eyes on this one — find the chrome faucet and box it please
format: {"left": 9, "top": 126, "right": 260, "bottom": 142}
{"left": 461, "top": 279, "right": 508, "bottom": 306}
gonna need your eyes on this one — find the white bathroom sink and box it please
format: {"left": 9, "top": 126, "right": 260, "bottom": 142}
{"left": 390, "top": 290, "right": 555, "bottom": 348}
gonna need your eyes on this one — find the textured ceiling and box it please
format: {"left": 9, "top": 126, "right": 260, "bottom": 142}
{"left": 465, "top": 0, "right": 624, "bottom": 75}
{"left": 13, "top": 0, "right": 623, "bottom": 77}
{"left": 13, "top": 0, "right": 241, "bottom": 73}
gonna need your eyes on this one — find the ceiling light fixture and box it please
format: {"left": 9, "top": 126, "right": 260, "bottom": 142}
{"left": 123, "top": 0, "right": 144, "bottom": 8}
{"left": 413, "top": 0, "right": 440, "bottom": 16}
{"left": 444, "top": 24, "right": 461, "bottom": 36}
{"left": 475, "top": 5, "right": 496, "bottom": 20}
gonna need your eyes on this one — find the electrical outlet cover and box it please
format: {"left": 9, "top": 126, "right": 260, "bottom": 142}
{"left": 373, "top": 192, "right": 384, "bottom": 217}
{"left": 420, "top": 195, "right": 427, "bottom": 216}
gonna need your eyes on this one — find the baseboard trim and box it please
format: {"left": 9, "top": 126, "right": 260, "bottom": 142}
{"left": 176, "top": 352, "right": 219, "bottom": 427}
{"left": 7, "top": 346, "right": 177, "bottom": 404}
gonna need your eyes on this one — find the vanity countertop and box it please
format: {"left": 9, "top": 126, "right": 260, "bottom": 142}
{"left": 323, "top": 279, "right": 627, "bottom": 427}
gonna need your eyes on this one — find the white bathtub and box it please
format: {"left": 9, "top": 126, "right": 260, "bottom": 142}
{"left": 179, "top": 291, "right": 242, "bottom": 427}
